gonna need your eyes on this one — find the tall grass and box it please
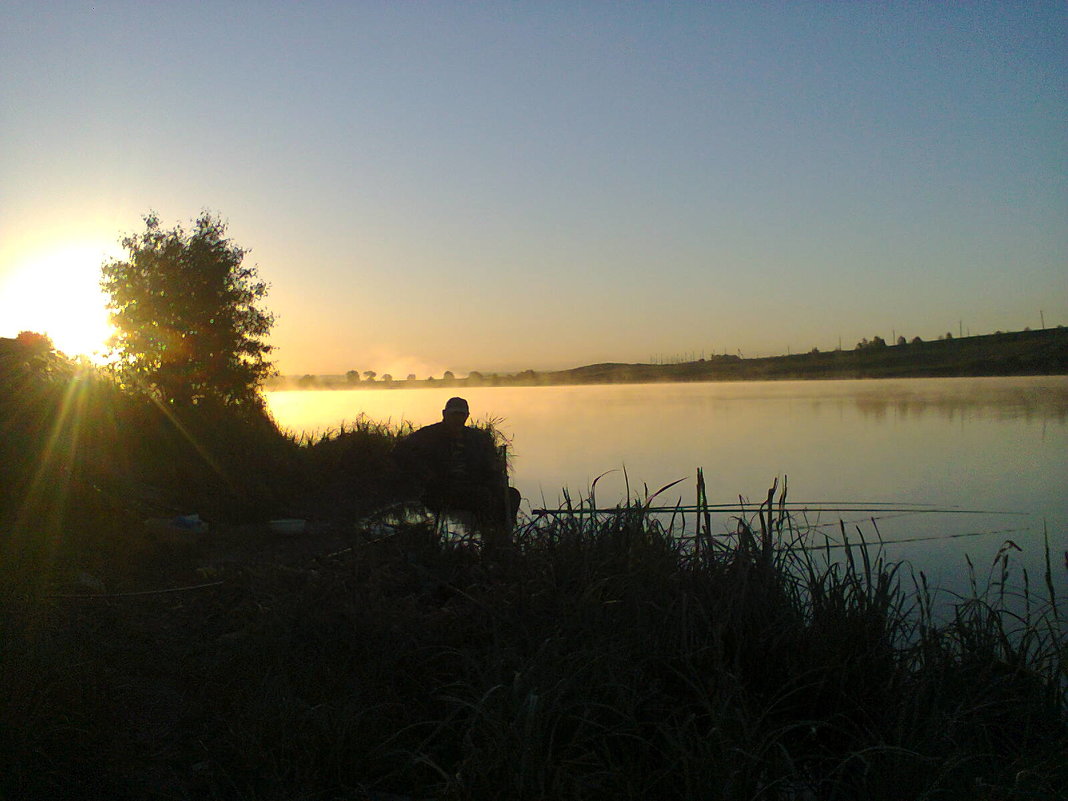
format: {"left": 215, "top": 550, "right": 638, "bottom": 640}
{"left": 2, "top": 481, "right": 1063, "bottom": 800}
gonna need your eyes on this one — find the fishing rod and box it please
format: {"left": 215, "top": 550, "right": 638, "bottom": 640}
{"left": 531, "top": 505, "right": 1027, "bottom": 517}
{"left": 675, "top": 525, "right": 1032, "bottom": 550}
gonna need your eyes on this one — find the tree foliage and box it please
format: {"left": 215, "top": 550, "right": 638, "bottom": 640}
{"left": 0, "top": 331, "right": 74, "bottom": 383}
{"left": 101, "top": 212, "right": 274, "bottom": 409}
{"left": 855, "top": 335, "right": 887, "bottom": 351}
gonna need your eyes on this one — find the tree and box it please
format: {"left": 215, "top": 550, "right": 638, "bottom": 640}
{"left": 1, "top": 331, "right": 71, "bottom": 380}
{"left": 362, "top": 371, "right": 377, "bottom": 382}
{"left": 15, "top": 330, "right": 53, "bottom": 353}
{"left": 855, "top": 335, "right": 887, "bottom": 351}
{"left": 345, "top": 370, "right": 361, "bottom": 384}
{"left": 101, "top": 212, "right": 274, "bottom": 409}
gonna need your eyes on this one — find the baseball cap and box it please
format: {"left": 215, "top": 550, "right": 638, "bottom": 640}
{"left": 443, "top": 397, "right": 469, "bottom": 414}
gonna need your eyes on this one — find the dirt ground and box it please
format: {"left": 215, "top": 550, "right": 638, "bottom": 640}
{"left": 47, "top": 512, "right": 402, "bottom": 598}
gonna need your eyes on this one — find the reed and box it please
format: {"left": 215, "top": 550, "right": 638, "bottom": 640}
{"left": 3, "top": 480, "right": 1063, "bottom": 800}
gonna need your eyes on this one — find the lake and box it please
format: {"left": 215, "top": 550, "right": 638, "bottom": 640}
{"left": 267, "top": 377, "right": 1068, "bottom": 601}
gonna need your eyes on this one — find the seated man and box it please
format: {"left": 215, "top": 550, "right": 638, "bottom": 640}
{"left": 393, "top": 397, "right": 521, "bottom": 538}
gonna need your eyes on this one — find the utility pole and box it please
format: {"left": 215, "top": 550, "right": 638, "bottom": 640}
{"left": 1041, "top": 310, "right": 1046, "bottom": 329}
{"left": 959, "top": 319, "right": 963, "bottom": 339}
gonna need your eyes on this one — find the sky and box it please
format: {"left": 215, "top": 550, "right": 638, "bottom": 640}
{"left": 1, "top": 2, "right": 1065, "bottom": 377}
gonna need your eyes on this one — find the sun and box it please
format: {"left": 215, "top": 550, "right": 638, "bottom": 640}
{"left": 0, "top": 242, "right": 119, "bottom": 361}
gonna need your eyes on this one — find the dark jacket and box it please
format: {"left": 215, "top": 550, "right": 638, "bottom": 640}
{"left": 393, "top": 422, "right": 503, "bottom": 491}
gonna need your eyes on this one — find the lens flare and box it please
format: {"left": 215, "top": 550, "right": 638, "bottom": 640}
{"left": 0, "top": 242, "right": 117, "bottom": 360}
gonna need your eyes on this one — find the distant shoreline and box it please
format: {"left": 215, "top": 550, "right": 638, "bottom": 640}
{"left": 268, "top": 327, "right": 1068, "bottom": 391}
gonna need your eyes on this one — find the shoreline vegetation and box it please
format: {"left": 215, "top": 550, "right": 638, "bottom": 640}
{"left": 270, "top": 326, "right": 1068, "bottom": 390}
{"left": 2, "top": 332, "right": 1066, "bottom": 799}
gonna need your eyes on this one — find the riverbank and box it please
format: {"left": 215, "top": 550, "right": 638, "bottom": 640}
{"left": 5, "top": 494, "right": 1066, "bottom": 800}
{"left": 2, "top": 342, "right": 1066, "bottom": 799}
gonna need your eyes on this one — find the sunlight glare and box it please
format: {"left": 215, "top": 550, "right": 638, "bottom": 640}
{"left": 0, "top": 242, "right": 118, "bottom": 361}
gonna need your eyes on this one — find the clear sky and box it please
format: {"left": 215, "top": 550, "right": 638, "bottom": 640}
{"left": 2, "top": 2, "right": 1065, "bottom": 377}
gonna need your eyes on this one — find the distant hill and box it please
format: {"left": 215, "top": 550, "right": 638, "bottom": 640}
{"left": 269, "top": 327, "right": 1068, "bottom": 390}
{"left": 541, "top": 328, "right": 1068, "bottom": 385}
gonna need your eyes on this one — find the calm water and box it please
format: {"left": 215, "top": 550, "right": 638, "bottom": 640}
{"left": 267, "top": 377, "right": 1068, "bottom": 599}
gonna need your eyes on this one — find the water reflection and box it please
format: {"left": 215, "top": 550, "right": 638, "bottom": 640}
{"left": 850, "top": 377, "right": 1068, "bottom": 423}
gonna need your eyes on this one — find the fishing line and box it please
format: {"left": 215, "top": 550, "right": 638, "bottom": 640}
{"left": 681, "top": 526, "right": 1032, "bottom": 551}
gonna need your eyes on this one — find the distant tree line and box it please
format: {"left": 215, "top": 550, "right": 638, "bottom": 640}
{"left": 266, "top": 325, "right": 1068, "bottom": 392}
{"left": 273, "top": 368, "right": 471, "bottom": 390}
{"left": 855, "top": 334, "right": 933, "bottom": 350}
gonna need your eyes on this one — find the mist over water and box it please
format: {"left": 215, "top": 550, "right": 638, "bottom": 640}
{"left": 268, "top": 377, "right": 1068, "bottom": 599}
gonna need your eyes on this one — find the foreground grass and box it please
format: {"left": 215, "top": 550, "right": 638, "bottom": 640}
{"left": 2, "top": 496, "right": 1065, "bottom": 801}
{"left": 2, "top": 343, "right": 1065, "bottom": 799}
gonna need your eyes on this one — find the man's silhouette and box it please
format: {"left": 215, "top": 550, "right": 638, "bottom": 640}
{"left": 393, "top": 397, "right": 520, "bottom": 541}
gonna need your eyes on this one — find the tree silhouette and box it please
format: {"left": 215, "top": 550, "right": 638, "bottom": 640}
{"left": 345, "top": 370, "right": 361, "bottom": 384}
{"left": 1, "top": 331, "right": 69, "bottom": 380}
{"left": 855, "top": 335, "right": 887, "bottom": 351}
{"left": 15, "top": 330, "right": 53, "bottom": 353}
{"left": 101, "top": 212, "right": 274, "bottom": 409}
{"left": 362, "top": 371, "right": 377, "bottom": 382}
